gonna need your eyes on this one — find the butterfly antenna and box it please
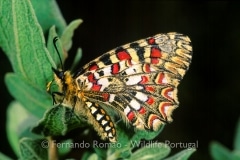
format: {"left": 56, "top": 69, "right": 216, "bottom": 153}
{"left": 53, "top": 37, "right": 64, "bottom": 71}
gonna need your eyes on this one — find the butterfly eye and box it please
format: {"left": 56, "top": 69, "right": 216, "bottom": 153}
{"left": 58, "top": 71, "right": 65, "bottom": 80}
{"left": 52, "top": 67, "right": 65, "bottom": 80}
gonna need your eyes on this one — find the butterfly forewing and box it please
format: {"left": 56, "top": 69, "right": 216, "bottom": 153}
{"left": 72, "top": 32, "right": 192, "bottom": 138}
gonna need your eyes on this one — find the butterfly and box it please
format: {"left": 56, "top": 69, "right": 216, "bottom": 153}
{"left": 49, "top": 32, "right": 192, "bottom": 142}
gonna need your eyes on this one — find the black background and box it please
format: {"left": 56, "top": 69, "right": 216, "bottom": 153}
{"left": 1, "top": 1, "right": 240, "bottom": 159}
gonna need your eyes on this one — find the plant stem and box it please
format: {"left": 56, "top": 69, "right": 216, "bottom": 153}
{"left": 48, "top": 137, "right": 58, "bottom": 160}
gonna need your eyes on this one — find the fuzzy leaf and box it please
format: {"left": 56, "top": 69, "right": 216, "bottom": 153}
{"left": 0, "top": 152, "right": 12, "bottom": 160}
{"left": 19, "top": 138, "right": 48, "bottom": 160}
{"left": 86, "top": 153, "right": 98, "bottom": 160}
{"left": 58, "top": 139, "right": 73, "bottom": 157}
{"left": 210, "top": 141, "right": 233, "bottom": 160}
{"left": 6, "top": 101, "right": 40, "bottom": 156}
{"left": 130, "top": 126, "right": 164, "bottom": 143}
{"left": 130, "top": 142, "right": 170, "bottom": 160}
{"left": 232, "top": 150, "right": 240, "bottom": 160}
{"left": 165, "top": 148, "right": 196, "bottom": 160}
{"left": 61, "top": 19, "right": 83, "bottom": 51}
{"left": 32, "top": 104, "right": 87, "bottom": 137}
{"left": 82, "top": 151, "right": 95, "bottom": 160}
{"left": 5, "top": 73, "right": 51, "bottom": 118}
{"left": 31, "top": 0, "right": 66, "bottom": 34}
{"left": 0, "top": 0, "right": 53, "bottom": 89}
{"left": 47, "top": 20, "right": 83, "bottom": 70}
{"left": 108, "top": 125, "right": 132, "bottom": 158}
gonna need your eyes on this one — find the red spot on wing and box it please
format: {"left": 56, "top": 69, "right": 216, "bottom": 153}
{"left": 89, "top": 63, "right": 99, "bottom": 71}
{"left": 102, "top": 93, "right": 110, "bottom": 101}
{"left": 159, "top": 102, "right": 172, "bottom": 119}
{"left": 111, "top": 63, "right": 120, "bottom": 74}
{"left": 157, "top": 73, "right": 165, "bottom": 84}
{"left": 91, "top": 84, "right": 101, "bottom": 91}
{"left": 148, "top": 114, "right": 160, "bottom": 128}
{"left": 151, "top": 58, "right": 159, "bottom": 64}
{"left": 117, "top": 51, "right": 131, "bottom": 60}
{"left": 147, "top": 37, "right": 155, "bottom": 45}
{"left": 163, "top": 88, "right": 173, "bottom": 100}
{"left": 146, "top": 97, "right": 154, "bottom": 105}
{"left": 145, "top": 86, "right": 155, "bottom": 92}
{"left": 138, "top": 107, "right": 146, "bottom": 114}
{"left": 140, "top": 76, "right": 149, "bottom": 84}
{"left": 151, "top": 47, "right": 162, "bottom": 58}
{"left": 150, "top": 47, "right": 161, "bottom": 64}
{"left": 88, "top": 73, "right": 96, "bottom": 83}
{"left": 144, "top": 64, "right": 151, "bottom": 73}
{"left": 127, "top": 111, "right": 135, "bottom": 121}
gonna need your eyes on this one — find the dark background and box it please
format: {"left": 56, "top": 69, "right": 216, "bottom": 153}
{"left": 1, "top": 1, "right": 240, "bottom": 159}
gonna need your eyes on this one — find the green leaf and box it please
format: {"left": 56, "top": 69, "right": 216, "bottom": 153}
{"left": 58, "top": 139, "right": 73, "bottom": 157}
{"left": 86, "top": 153, "right": 98, "bottom": 160}
{"left": 46, "top": 19, "right": 83, "bottom": 70}
{"left": 31, "top": 0, "right": 66, "bottom": 34}
{"left": 232, "top": 150, "right": 240, "bottom": 160}
{"left": 234, "top": 118, "right": 240, "bottom": 150}
{"left": 108, "top": 125, "right": 132, "bottom": 158}
{"left": 0, "top": 0, "right": 53, "bottom": 89}
{"left": 6, "top": 101, "right": 40, "bottom": 157}
{"left": 165, "top": 148, "right": 196, "bottom": 160}
{"left": 0, "top": 152, "right": 12, "bottom": 160}
{"left": 92, "top": 147, "right": 107, "bottom": 159}
{"left": 19, "top": 138, "right": 48, "bottom": 160}
{"left": 32, "top": 104, "right": 87, "bottom": 137}
{"left": 5, "top": 73, "right": 51, "bottom": 118}
{"left": 129, "top": 142, "right": 170, "bottom": 160}
{"left": 82, "top": 151, "right": 95, "bottom": 160}
{"left": 210, "top": 141, "right": 233, "bottom": 160}
{"left": 61, "top": 19, "right": 83, "bottom": 51}
{"left": 131, "top": 126, "right": 164, "bottom": 143}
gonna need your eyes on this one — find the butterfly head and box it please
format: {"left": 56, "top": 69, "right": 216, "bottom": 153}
{"left": 51, "top": 67, "right": 74, "bottom": 91}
